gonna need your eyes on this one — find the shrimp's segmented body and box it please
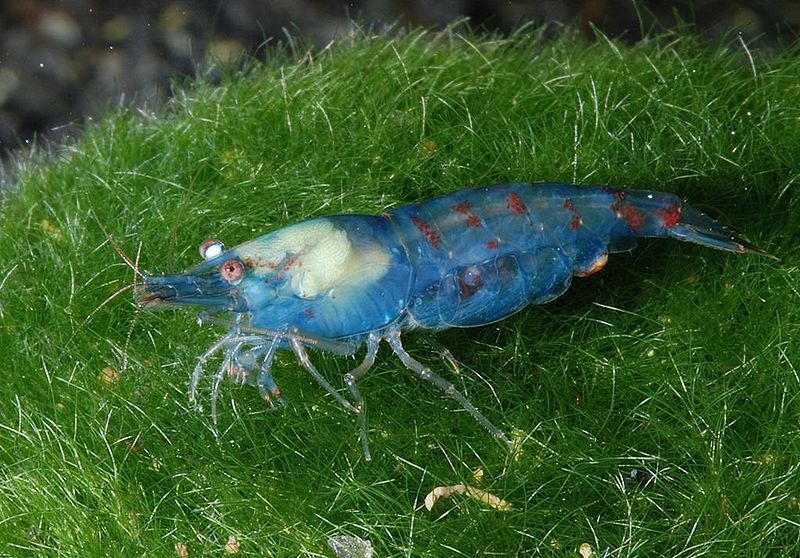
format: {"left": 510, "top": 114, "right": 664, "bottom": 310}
{"left": 137, "top": 183, "right": 767, "bottom": 459}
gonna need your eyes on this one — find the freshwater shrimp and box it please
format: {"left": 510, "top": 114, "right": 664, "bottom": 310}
{"left": 136, "top": 182, "right": 768, "bottom": 459}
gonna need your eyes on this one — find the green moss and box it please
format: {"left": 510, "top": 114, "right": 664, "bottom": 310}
{"left": 1, "top": 25, "right": 798, "bottom": 556}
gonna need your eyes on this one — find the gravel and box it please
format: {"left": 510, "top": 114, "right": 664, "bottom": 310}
{"left": 0, "top": 0, "right": 796, "bottom": 161}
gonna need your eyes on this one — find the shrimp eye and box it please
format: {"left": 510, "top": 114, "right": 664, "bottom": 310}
{"left": 219, "top": 258, "right": 244, "bottom": 283}
{"left": 200, "top": 239, "right": 224, "bottom": 261}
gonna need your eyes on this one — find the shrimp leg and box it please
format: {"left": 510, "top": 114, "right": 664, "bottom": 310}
{"left": 289, "top": 338, "right": 359, "bottom": 414}
{"left": 229, "top": 339, "right": 287, "bottom": 407}
{"left": 253, "top": 338, "right": 286, "bottom": 407}
{"left": 189, "top": 332, "right": 265, "bottom": 404}
{"left": 384, "top": 328, "right": 512, "bottom": 448}
{"left": 344, "top": 332, "right": 381, "bottom": 460}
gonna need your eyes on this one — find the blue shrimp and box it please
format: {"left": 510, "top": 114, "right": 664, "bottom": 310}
{"left": 136, "top": 183, "right": 768, "bottom": 459}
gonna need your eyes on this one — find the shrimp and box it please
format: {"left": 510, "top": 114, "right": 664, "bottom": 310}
{"left": 136, "top": 182, "right": 769, "bottom": 459}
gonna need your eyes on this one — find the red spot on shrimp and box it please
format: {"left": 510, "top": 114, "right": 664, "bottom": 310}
{"left": 487, "top": 240, "right": 497, "bottom": 249}
{"left": 657, "top": 204, "right": 681, "bottom": 228}
{"left": 267, "top": 261, "right": 277, "bottom": 269}
{"left": 283, "top": 257, "right": 297, "bottom": 271}
{"left": 615, "top": 190, "right": 628, "bottom": 201}
{"left": 570, "top": 215, "right": 582, "bottom": 231}
{"left": 452, "top": 201, "right": 473, "bottom": 214}
{"left": 411, "top": 215, "right": 441, "bottom": 249}
{"left": 507, "top": 192, "right": 527, "bottom": 215}
{"left": 613, "top": 204, "right": 646, "bottom": 233}
{"left": 304, "top": 308, "right": 314, "bottom": 319}
{"left": 563, "top": 198, "right": 576, "bottom": 211}
{"left": 466, "top": 215, "right": 481, "bottom": 228}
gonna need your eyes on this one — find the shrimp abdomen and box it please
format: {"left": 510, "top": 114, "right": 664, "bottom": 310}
{"left": 387, "top": 183, "right": 765, "bottom": 330}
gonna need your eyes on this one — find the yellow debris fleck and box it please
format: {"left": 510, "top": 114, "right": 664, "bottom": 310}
{"left": 224, "top": 536, "right": 240, "bottom": 554}
{"left": 419, "top": 139, "right": 437, "bottom": 156}
{"left": 40, "top": 219, "right": 63, "bottom": 241}
{"left": 101, "top": 366, "right": 120, "bottom": 386}
{"left": 424, "top": 484, "right": 511, "bottom": 512}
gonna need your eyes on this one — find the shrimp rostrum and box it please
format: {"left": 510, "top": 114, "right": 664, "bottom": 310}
{"left": 136, "top": 183, "right": 768, "bottom": 459}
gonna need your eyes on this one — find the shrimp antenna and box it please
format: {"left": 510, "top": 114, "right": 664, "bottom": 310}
{"left": 90, "top": 209, "right": 147, "bottom": 280}
{"left": 120, "top": 241, "right": 144, "bottom": 373}
{"left": 67, "top": 210, "right": 145, "bottom": 369}
{"left": 67, "top": 282, "right": 137, "bottom": 344}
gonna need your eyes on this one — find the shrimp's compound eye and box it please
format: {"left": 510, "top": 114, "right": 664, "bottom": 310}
{"left": 219, "top": 259, "right": 244, "bottom": 283}
{"left": 200, "top": 239, "right": 224, "bottom": 261}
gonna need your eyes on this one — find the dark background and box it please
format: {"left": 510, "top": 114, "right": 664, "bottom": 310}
{"left": 0, "top": 0, "right": 797, "bottom": 160}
